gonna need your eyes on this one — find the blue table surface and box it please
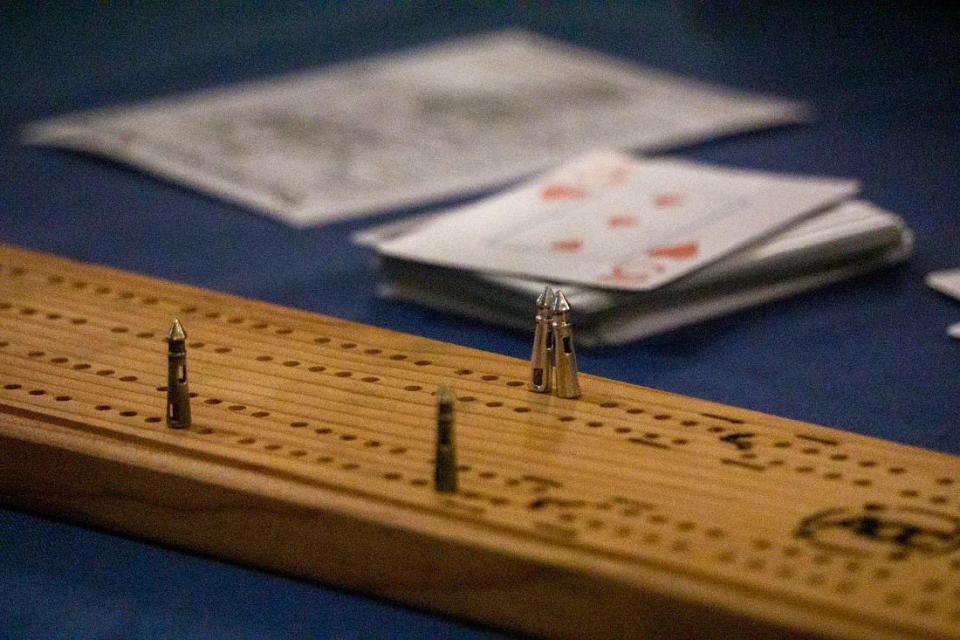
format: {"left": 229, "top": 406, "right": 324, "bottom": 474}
{"left": 1, "top": 4, "right": 957, "bottom": 638}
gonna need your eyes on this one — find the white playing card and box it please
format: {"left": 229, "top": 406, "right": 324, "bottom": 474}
{"left": 23, "top": 30, "right": 809, "bottom": 227}
{"left": 377, "top": 150, "right": 859, "bottom": 291}
{"left": 926, "top": 268, "right": 960, "bottom": 302}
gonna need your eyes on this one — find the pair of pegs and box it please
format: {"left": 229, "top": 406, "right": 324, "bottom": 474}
{"left": 528, "top": 287, "right": 580, "bottom": 399}
{"left": 165, "top": 316, "right": 462, "bottom": 496}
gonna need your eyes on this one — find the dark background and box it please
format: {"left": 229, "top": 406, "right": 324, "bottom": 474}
{"left": 1, "top": 3, "right": 957, "bottom": 638}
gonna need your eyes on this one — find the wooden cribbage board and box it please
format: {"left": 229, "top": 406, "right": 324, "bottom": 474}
{"left": 0, "top": 244, "right": 957, "bottom": 640}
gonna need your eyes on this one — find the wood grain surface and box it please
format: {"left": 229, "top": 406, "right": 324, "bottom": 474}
{"left": 0, "top": 244, "right": 957, "bottom": 639}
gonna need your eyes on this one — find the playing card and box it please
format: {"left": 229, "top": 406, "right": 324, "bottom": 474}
{"left": 377, "top": 150, "right": 859, "bottom": 290}
{"left": 24, "top": 30, "right": 809, "bottom": 227}
{"left": 361, "top": 198, "right": 906, "bottom": 309}
{"left": 926, "top": 268, "right": 960, "bottom": 302}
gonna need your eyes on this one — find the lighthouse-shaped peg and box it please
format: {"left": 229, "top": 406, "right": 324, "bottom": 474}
{"left": 166, "top": 318, "right": 192, "bottom": 429}
{"left": 434, "top": 385, "right": 458, "bottom": 493}
{"left": 551, "top": 290, "right": 581, "bottom": 399}
{"left": 528, "top": 286, "right": 554, "bottom": 393}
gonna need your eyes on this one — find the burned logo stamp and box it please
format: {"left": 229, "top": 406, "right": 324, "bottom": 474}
{"left": 796, "top": 503, "right": 960, "bottom": 560}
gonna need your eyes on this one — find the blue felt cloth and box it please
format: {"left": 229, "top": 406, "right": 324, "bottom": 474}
{"left": 1, "top": 3, "right": 957, "bottom": 638}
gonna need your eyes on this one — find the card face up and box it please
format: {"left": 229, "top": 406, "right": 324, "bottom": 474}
{"left": 378, "top": 151, "right": 859, "bottom": 291}
{"left": 24, "top": 31, "right": 809, "bottom": 227}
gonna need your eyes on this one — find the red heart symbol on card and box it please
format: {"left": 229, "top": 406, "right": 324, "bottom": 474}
{"left": 648, "top": 241, "right": 698, "bottom": 260}
{"left": 551, "top": 238, "right": 583, "bottom": 253}
{"left": 653, "top": 193, "right": 683, "bottom": 207}
{"left": 608, "top": 214, "right": 639, "bottom": 228}
{"left": 541, "top": 183, "right": 587, "bottom": 201}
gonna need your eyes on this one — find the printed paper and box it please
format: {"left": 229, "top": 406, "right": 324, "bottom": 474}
{"left": 24, "top": 31, "right": 810, "bottom": 226}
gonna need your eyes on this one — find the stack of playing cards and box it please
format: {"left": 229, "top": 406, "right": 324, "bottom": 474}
{"left": 357, "top": 151, "right": 913, "bottom": 345}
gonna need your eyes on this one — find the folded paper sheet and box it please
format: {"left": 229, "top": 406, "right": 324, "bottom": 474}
{"left": 24, "top": 31, "right": 809, "bottom": 226}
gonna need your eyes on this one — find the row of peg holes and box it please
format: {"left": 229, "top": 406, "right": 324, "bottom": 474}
{"left": 591, "top": 396, "right": 948, "bottom": 492}
{"left": 0, "top": 381, "right": 895, "bottom": 588}
{"left": 22, "top": 286, "right": 683, "bottom": 449}
{"left": 1, "top": 312, "right": 956, "bottom": 501}
{"left": 0, "top": 322, "right": 953, "bottom": 496}
{"left": 0, "top": 267, "right": 952, "bottom": 482}
{"left": 1, "top": 381, "right": 161, "bottom": 422}
{"left": 7, "top": 274, "right": 960, "bottom": 594}
{"left": 0, "top": 334, "right": 409, "bottom": 467}
{"left": 9, "top": 274, "right": 678, "bottom": 468}
{"left": 768, "top": 441, "right": 928, "bottom": 478}
{"left": 1, "top": 315, "right": 682, "bottom": 449}
{"left": 3, "top": 266, "right": 161, "bottom": 306}
{"left": 0, "top": 344, "right": 506, "bottom": 500}
{"left": 713, "top": 545, "right": 960, "bottom": 620}
{"left": 8, "top": 272, "right": 960, "bottom": 552}
{"left": 592, "top": 394, "right": 937, "bottom": 484}
{"left": 154, "top": 384, "right": 413, "bottom": 456}
{"left": 178, "top": 305, "right": 432, "bottom": 373}
{"left": 539, "top": 499, "right": 960, "bottom": 618}
{"left": 750, "top": 441, "right": 956, "bottom": 495}
{"left": 4, "top": 375, "right": 960, "bottom": 606}
{"left": 25, "top": 340, "right": 958, "bottom": 517}
{"left": 1, "top": 295, "right": 920, "bottom": 482}
{"left": 6, "top": 269, "right": 307, "bottom": 344}
{"left": 3, "top": 368, "right": 703, "bottom": 534}
{"left": 7, "top": 292, "right": 942, "bottom": 488}
{"left": 3, "top": 374, "right": 959, "bottom": 617}
{"left": 161, "top": 336, "right": 686, "bottom": 449}
{"left": 1, "top": 374, "right": 445, "bottom": 493}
